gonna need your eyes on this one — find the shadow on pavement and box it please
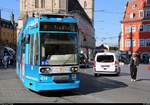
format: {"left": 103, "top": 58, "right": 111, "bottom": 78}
{"left": 136, "top": 79, "right": 150, "bottom": 82}
{"left": 0, "top": 64, "right": 16, "bottom": 70}
{"left": 119, "top": 72, "right": 130, "bottom": 76}
{"left": 38, "top": 72, "right": 128, "bottom": 97}
{"left": 98, "top": 72, "right": 130, "bottom": 77}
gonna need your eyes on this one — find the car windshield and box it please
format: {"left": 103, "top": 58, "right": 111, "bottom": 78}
{"left": 97, "top": 55, "right": 114, "bottom": 63}
{"left": 40, "top": 33, "right": 78, "bottom": 66}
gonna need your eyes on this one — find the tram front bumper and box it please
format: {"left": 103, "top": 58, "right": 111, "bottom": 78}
{"left": 32, "top": 81, "right": 80, "bottom": 92}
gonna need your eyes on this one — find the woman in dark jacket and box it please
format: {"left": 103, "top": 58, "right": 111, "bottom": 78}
{"left": 130, "top": 53, "right": 139, "bottom": 82}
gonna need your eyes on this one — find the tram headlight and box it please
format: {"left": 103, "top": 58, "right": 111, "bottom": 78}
{"left": 71, "top": 67, "right": 78, "bottom": 73}
{"left": 40, "top": 68, "right": 50, "bottom": 74}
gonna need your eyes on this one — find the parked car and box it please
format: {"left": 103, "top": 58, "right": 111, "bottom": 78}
{"left": 0, "top": 46, "right": 16, "bottom": 65}
{"left": 93, "top": 52, "right": 121, "bottom": 76}
{"left": 142, "top": 54, "right": 149, "bottom": 64}
{"left": 79, "top": 53, "right": 89, "bottom": 68}
{"left": 119, "top": 54, "right": 130, "bottom": 65}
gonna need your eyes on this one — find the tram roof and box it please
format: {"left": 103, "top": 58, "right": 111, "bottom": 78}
{"left": 40, "top": 17, "right": 78, "bottom": 23}
{"left": 20, "top": 16, "right": 78, "bottom": 35}
{"left": 26, "top": 15, "right": 78, "bottom": 24}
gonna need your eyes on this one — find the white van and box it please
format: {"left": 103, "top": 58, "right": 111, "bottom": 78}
{"left": 93, "top": 52, "right": 121, "bottom": 76}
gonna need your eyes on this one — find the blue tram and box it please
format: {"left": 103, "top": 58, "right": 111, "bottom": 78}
{"left": 16, "top": 15, "right": 80, "bottom": 92}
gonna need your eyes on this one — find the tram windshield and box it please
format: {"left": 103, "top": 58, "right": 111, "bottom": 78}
{"left": 40, "top": 33, "right": 78, "bottom": 66}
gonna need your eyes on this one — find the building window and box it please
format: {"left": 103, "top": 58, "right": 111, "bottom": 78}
{"left": 140, "top": 39, "right": 145, "bottom": 47}
{"left": 130, "top": 13, "right": 135, "bottom": 19}
{"left": 140, "top": 10, "right": 144, "bottom": 18}
{"left": 147, "top": 0, "right": 150, "bottom": 4}
{"left": 132, "top": 40, "right": 136, "bottom": 47}
{"left": 146, "top": 39, "right": 150, "bottom": 47}
{"left": 84, "top": 1, "right": 87, "bottom": 8}
{"left": 132, "top": 26, "right": 136, "bottom": 32}
{"left": 126, "top": 40, "right": 131, "bottom": 48}
{"left": 2, "top": 23, "right": 6, "bottom": 28}
{"left": 126, "top": 26, "right": 131, "bottom": 33}
{"left": 126, "top": 26, "right": 136, "bottom": 33}
{"left": 139, "top": 24, "right": 150, "bottom": 32}
{"left": 41, "top": 0, "right": 45, "bottom": 8}
{"left": 132, "top": 4, "right": 137, "bottom": 9}
{"left": 53, "top": 0, "right": 57, "bottom": 9}
{"left": 7, "top": 24, "right": 9, "bottom": 28}
{"left": 146, "top": 25, "right": 150, "bottom": 32}
{"left": 146, "top": 10, "right": 150, "bottom": 17}
{"left": 126, "top": 39, "right": 136, "bottom": 48}
{"left": 140, "top": 25, "right": 144, "bottom": 32}
{"left": 35, "top": 0, "right": 39, "bottom": 8}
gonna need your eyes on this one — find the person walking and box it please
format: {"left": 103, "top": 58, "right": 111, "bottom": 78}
{"left": 130, "top": 53, "right": 139, "bottom": 82}
{"left": 2, "top": 52, "right": 9, "bottom": 69}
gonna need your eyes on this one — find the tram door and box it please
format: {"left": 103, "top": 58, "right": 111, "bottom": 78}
{"left": 20, "top": 37, "right": 25, "bottom": 81}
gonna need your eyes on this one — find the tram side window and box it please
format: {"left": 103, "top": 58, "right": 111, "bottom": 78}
{"left": 22, "top": 37, "right": 25, "bottom": 53}
{"left": 30, "top": 35, "right": 34, "bottom": 65}
{"left": 34, "top": 33, "right": 39, "bottom": 65}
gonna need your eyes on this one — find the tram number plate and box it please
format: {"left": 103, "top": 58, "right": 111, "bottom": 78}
{"left": 59, "top": 67, "right": 65, "bottom": 72}
{"left": 54, "top": 75, "right": 69, "bottom": 81}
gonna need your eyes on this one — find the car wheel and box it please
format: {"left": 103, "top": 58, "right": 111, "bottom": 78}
{"left": 116, "top": 68, "right": 121, "bottom": 76}
{"left": 86, "top": 64, "right": 89, "bottom": 68}
{"left": 116, "top": 72, "right": 120, "bottom": 76}
{"left": 94, "top": 73, "right": 98, "bottom": 77}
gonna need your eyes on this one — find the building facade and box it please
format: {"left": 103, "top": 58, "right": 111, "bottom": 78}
{"left": 18, "top": 0, "right": 95, "bottom": 60}
{"left": 0, "top": 18, "right": 17, "bottom": 50}
{"left": 120, "top": 0, "right": 150, "bottom": 62}
{"left": 78, "top": 0, "right": 94, "bottom": 23}
{"left": 20, "top": 0, "right": 68, "bottom": 17}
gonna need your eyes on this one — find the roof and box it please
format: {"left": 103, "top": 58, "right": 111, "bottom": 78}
{"left": 97, "top": 44, "right": 109, "bottom": 49}
{"left": 121, "top": 0, "right": 146, "bottom": 23}
{"left": 0, "top": 18, "right": 16, "bottom": 29}
{"left": 95, "top": 52, "right": 116, "bottom": 56}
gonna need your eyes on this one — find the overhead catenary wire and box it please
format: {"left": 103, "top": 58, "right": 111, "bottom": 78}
{"left": 0, "top": 7, "right": 15, "bottom": 13}
{"left": 94, "top": 9, "right": 123, "bottom": 15}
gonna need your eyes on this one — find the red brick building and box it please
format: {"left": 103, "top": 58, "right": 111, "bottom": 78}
{"left": 119, "top": 0, "right": 150, "bottom": 63}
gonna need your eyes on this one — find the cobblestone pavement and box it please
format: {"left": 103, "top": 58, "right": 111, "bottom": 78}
{"left": 0, "top": 64, "right": 150, "bottom": 103}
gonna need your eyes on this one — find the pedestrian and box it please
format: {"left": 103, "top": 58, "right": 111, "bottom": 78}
{"left": 2, "top": 52, "right": 9, "bottom": 69}
{"left": 130, "top": 53, "right": 139, "bottom": 82}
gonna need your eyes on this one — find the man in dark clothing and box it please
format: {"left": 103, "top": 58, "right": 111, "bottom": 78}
{"left": 130, "top": 53, "right": 139, "bottom": 82}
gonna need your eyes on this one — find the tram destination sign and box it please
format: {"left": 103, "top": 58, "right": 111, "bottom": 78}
{"left": 40, "top": 22, "right": 77, "bottom": 32}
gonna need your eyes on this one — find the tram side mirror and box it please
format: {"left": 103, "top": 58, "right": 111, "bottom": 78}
{"left": 25, "top": 35, "right": 30, "bottom": 44}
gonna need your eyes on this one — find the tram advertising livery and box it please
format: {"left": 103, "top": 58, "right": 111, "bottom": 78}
{"left": 16, "top": 15, "right": 80, "bottom": 92}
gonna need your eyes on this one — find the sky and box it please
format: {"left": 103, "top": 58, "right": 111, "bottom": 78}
{"left": 94, "top": 0, "right": 127, "bottom": 47}
{"left": 0, "top": 0, "right": 127, "bottom": 47}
